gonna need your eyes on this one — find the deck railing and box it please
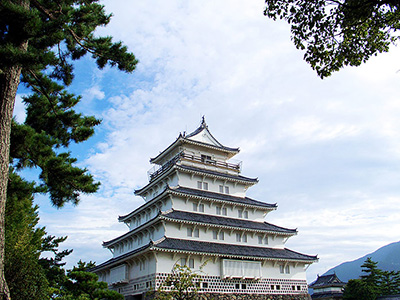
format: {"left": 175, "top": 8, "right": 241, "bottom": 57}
{"left": 147, "top": 152, "right": 242, "bottom": 181}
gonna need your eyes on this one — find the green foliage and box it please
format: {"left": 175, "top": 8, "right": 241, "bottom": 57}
{"left": 343, "top": 279, "right": 376, "bottom": 300}
{"left": 57, "top": 261, "right": 123, "bottom": 300}
{"left": 5, "top": 173, "right": 122, "bottom": 299}
{"left": 264, "top": 1, "right": 400, "bottom": 78}
{"left": 5, "top": 171, "right": 49, "bottom": 300}
{"left": 153, "top": 264, "right": 201, "bottom": 300}
{"left": 342, "top": 257, "right": 400, "bottom": 300}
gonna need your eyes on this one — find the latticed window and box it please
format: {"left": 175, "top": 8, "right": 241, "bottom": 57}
{"left": 222, "top": 259, "right": 261, "bottom": 279}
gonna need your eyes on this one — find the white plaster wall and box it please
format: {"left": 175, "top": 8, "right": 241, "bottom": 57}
{"left": 174, "top": 196, "right": 268, "bottom": 222}
{"left": 113, "top": 223, "right": 166, "bottom": 258}
{"left": 128, "top": 255, "right": 157, "bottom": 279}
{"left": 164, "top": 222, "right": 288, "bottom": 249}
{"left": 153, "top": 145, "right": 181, "bottom": 166}
{"left": 261, "top": 261, "right": 308, "bottom": 280}
{"left": 177, "top": 172, "right": 247, "bottom": 198}
{"left": 154, "top": 252, "right": 307, "bottom": 281}
{"left": 128, "top": 197, "right": 173, "bottom": 231}
{"left": 143, "top": 173, "right": 179, "bottom": 202}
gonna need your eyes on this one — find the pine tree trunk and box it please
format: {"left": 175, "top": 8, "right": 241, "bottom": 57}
{"left": 0, "top": 3, "right": 29, "bottom": 299}
{"left": 0, "top": 65, "right": 22, "bottom": 300}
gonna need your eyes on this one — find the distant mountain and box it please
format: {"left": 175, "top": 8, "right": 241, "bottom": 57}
{"left": 323, "top": 241, "right": 400, "bottom": 282}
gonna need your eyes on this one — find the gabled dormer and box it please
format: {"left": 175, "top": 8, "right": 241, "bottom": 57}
{"left": 147, "top": 118, "right": 242, "bottom": 182}
{"left": 149, "top": 117, "right": 239, "bottom": 166}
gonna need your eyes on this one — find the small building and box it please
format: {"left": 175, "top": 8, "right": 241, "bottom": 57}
{"left": 309, "top": 273, "right": 346, "bottom": 299}
{"left": 92, "top": 118, "right": 318, "bottom": 299}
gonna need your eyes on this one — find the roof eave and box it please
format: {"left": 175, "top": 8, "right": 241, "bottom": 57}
{"left": 151, "top": 246, "right": 317, "bottom": 264}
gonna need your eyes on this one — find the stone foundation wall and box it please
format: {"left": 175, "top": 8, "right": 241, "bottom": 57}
{"left": 198, "top": 293, "right": 311, "bottom": 300}
{"left": 146, "top": 292, "right": 311, "bottom": 300}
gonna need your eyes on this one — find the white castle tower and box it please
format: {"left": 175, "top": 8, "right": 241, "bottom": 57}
{"left": 93, "top": 118, "right": 317, "bottom": 300}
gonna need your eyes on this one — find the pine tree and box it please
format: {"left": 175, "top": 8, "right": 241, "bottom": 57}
{"left": 0, "top": 1, "right": 138, "bottom": 299}
{"left": 360, "top": 257, "right": 382, "bottom": 295}
{"left": 59, "top": 261, "right": 123, "bottom": 300}
{"left": 5, "top": 171, "right": 49, "bottom": 300}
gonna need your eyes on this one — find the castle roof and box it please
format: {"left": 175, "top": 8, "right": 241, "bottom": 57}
{"left": 135, "top": 164, "right": 258, "bottom": 196}
{"left": 309, "top": 273, "right": 346, "bottom": 288}
{"left": 161, "top": 210, "right": 295, "bottom": 235}
{"left": 107, "top": 209, "right": 292, "bottom": 248}
{"left": 150, "top": 117, "right": 239, "bottom": 165}
{"left": 169, "top": 186, "right": 275, "bottom": 209}
{"left": 120, "top": 186, "right": 276, "bottom": 223}
{"left": 153, "top": 238, "right": 317, "bottom": 262}
{"left": 93, "top": 238, "right": 318, "bottom": 272}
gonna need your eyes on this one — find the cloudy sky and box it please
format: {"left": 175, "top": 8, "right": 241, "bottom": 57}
{"left": 16, "top": 0, "right": 400, "bottom": 283}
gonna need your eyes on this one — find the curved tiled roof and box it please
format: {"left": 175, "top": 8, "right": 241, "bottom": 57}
{"left": 153, "top": 238, "right": 318, "bottom": 262}
{"left": 176, "top": 165, "right": 258, "bottom": 184}
{"left": 94, "top": 237, "right": 317, "bottom": 272}
{"left": 150, "top": 119, "right": 239, "bottom": 164}
{"left": 161, "top": 210, "right": 295, "bottom": 235}
{"left": 120, "top": 185, "right": 274, "bottom": 223}
{"left": 309, "top": 274, "right": 346, "bottom": 288}
{"left": 172, "top": 186, "right": 275, "bottom": 209}
{"left": 91, "top": 243, "right": 150, "bottom": 272}
{"left": 135, "top": 164, "right": 258, "bottom": 195}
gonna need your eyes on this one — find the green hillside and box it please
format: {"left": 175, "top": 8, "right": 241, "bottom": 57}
{"left": 324, "top": 241, "right": 400, "bottom": 282}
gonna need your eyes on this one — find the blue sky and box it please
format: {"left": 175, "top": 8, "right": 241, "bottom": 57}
{"left": 14, "top": 0, "right": 400, "bottom": 283}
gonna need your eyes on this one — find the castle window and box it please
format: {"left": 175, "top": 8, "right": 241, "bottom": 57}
{"left": 219, "top": 185, "right": 229, "bottom": 194}
{"left": 238, "top": 209, "right": 243, "bottom": 218}
{"left": 180, "top": 258, "right": 186, "bottom": 266}
{"left": 197, "top": 181, "right": 208, "bottom": 190}
{"left": 279, "top": 265, "right": 284, "bottom": 273}
{"left": 187, "top": 228, "right": 199, "bottom": 238}
{"left": 189, "top": 258, "right": 194, "bottom": 268}
{"left": 236, "top": 233, "right": 241, "bottom": 242}
{"left": 219, "top": 231, "right": 225, "bottom": 240}
{"left": 243, "top": 211, "right": 248, "bottom": 219}
{"left": 201, "top": 154, "right": 215, "bottom": 165}
{"left": 242, "top": 234, "right": 247, "bottom": 243}
{"left": 213, "top": 230, "right": 218, "bottom": 239}
{"left": 199, "top": 204, "right": 204, "bottom": 212}
{"left": 193, "top": 203, "right": 198, "bottom": 211}
{"left": 216, "top": 206, "right": 221, "bottom": 215}
{"left": 222, "top": 207, "right": 227, "bottom": 216}
{"left": 285, "top": 265, "right": 290, "bottom": 274}
{"left": 258, "top": 235, "right": 268, "bottom": 245}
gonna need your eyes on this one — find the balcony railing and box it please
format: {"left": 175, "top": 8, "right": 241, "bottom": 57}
{"left": 180, "top": 153, "right": 242, "bottom": 171}
{"left": 147, "top": 152, "right": 242, "bottom": 181}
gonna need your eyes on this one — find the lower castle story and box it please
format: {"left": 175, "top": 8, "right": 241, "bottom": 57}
{"left": 94, "top": 245, "right": 314, "bottom": 299}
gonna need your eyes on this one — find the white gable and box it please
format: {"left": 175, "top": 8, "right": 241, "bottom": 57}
{"left": 186, "top": 126, "right": 223, "bottom": 147}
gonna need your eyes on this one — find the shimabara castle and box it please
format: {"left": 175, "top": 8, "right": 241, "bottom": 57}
{"left": 92, "top": 118, "right": 318, "bottom": 300}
